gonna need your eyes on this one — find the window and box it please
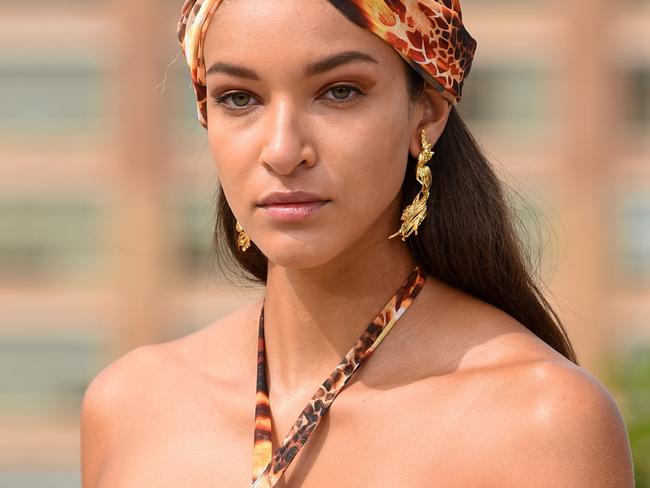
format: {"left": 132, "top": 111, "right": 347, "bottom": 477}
{"left": 625, "top": 65, "right": 650, "bottom": 132}
{"left": 0, "top": 196, "right": 108, "bottom": 282}
{"left": 0, "top": 326, "right": 104, "bottom": 418}
{"left": 614, "top": 191, "right": 650, "bottom": 284}
{"left": 0, "top": 53, "right": 107, "bottom": 142}
{"left": 457, "top": 60, "right": 550, "bottom": 140}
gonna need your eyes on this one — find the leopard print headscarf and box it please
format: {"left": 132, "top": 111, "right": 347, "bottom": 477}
{"left": 177, "top": 0, "right": 477, "bottom": 129}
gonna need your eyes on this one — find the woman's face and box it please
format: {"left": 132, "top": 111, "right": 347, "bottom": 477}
{"left": 202, "top": 0, "right": 439, "bottom": 269}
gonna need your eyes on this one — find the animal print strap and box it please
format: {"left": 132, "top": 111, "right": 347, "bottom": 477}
{"left": 251, "top": 266, "right": 426, "bottom": 487}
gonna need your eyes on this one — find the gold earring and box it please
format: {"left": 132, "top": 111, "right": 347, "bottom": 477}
{"left": 235, "top": 221, "right": 251, "bottom": 252}
{"left": 388, "top": 129, "right": 434, "bottom": 241}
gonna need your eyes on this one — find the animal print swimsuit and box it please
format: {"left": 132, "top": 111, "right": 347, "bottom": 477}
{"left": 250, "top": 266, "right": 426, "bottom": 487}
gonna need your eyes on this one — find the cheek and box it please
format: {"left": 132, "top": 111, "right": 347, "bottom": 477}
{"left": 331, "top": 142, "right": 407, "bottom": 233}
{"left": 330, "top": 111, "right": 410, "bottom": 219}
{"left": 207, "top": 130, "right": 254, "bottom": 215}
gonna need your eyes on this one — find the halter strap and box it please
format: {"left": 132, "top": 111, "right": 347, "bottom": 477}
{"left": 251, "top": 266, "right": 426, "bottom": 487}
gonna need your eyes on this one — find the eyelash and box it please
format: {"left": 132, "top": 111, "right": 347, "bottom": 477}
{"left": 211, "top": 84, "right": 367, "bottom": 112}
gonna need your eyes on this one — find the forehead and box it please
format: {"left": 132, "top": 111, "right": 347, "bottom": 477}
{"left": 202, "top": 0, "right": 399, "bottom": 73}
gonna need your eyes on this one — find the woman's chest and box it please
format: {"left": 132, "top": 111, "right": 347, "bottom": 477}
{"left": 96, "top": 417, "right": 486, "bottom": 488}
{"left": 94, "top": 380, "right": 503, "bottom": 488}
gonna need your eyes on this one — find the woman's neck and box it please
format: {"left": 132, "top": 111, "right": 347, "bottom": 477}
{"left": 262, "top": 233, "right": 420, "bottom": 401}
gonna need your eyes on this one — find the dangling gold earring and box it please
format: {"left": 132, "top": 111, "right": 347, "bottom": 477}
{"left": 388, "top": 129, "right": 434, "bottom": 241}
{"left": 235, "top": 221, "right": 251, "bottom": 252}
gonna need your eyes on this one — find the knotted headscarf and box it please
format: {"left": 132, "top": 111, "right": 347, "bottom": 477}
{"left": 177, "top": 0, "right": 477, "bottom": 129}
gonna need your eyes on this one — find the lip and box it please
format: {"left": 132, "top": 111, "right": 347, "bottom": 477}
{"left": 258, "top": 201, "right": 329, "bottom": 221}
{"left": 257, "top": 190, "right": 328, "bottom": 206}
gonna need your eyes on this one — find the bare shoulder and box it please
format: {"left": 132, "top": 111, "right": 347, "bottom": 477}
{"left": 483, "top": 359, "right": 635, "bottom": 487}
{"left": 168, "top": 298, "right": 262, "bottom": 376}
{"left": 80, "top": 343, "right": 191, "bottom": 486}
{"left": 81, "top": 340, "right": 176, "bottom": 414}
{"left": 80, "top": 299, "right": 261, "bottom": 487}
{"left": 80, "top": 342, "right": 170, "bottom": 487}
{"left": 408, "top": 285, "right": 635, "bottom": 485}
{"left": 82, "top": 297, "right": 262, "bottom": 408}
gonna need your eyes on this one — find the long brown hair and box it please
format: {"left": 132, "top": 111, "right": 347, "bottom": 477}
{"left": 208, "top": 60, "right": 579, "bottom": 365}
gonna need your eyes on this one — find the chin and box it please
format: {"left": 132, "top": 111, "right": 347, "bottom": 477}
{"left": 259, "top": 235, "right": 348, "bottom": 270}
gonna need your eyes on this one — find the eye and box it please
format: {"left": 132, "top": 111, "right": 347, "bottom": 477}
{"left": 322, "top": 84, "right": 366, "bottom": 103}
{"left": 212, "top": 91, "right": 259, "bottom": 111}
{"left": 212, "top": 84, "right": 367, "bottom": 112}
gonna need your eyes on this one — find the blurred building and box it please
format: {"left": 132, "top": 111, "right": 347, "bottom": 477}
{"left": 0, "top": 0, "right": 648, "bottom": 485}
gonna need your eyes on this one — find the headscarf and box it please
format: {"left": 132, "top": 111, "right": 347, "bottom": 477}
{"left": 177, "top": 0, "right": 477, "bottom": 129}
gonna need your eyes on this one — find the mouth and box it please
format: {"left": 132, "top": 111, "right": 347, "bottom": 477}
{"left": 256, "top": 200, "right": 330, "bottom": 220}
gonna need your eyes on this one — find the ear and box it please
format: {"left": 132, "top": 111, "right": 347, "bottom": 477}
{"left": 409, "top": 86, "right": 452, "bottom": 158}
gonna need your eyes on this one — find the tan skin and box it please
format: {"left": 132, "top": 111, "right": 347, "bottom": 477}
{"left": 81, "top": 0, "right": 635, "bottom": 486}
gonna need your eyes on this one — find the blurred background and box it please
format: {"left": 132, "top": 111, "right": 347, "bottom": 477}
{"left": 0, "top": 0, "right": 648, "bottom": 486}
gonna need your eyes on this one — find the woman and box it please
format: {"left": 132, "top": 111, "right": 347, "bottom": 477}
{"left": 81, "top": 0, "right": 635, "bottom": 486}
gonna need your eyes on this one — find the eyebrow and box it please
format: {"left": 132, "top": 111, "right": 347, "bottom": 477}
{"left": 206, "top": 50, "right": 379, "bottom": 80}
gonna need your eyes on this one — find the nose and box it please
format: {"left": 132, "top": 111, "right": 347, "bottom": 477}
{"left": 258, "top": 96, "right": 316, "bottom": 175}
